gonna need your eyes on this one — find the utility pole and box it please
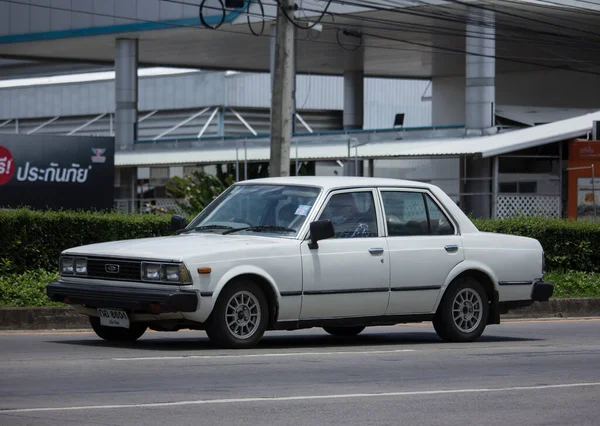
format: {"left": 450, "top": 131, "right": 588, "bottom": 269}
{"left": 269, "top": 0, "right": 295, "bottom": 177}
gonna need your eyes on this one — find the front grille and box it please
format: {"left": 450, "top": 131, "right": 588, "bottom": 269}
{"left": 85, "top": 257, "right": 142, "bottom": 282}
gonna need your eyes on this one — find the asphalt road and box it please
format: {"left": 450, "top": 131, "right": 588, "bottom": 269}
{"left": 0, "top": 319, "right": 599, "bottom": 426}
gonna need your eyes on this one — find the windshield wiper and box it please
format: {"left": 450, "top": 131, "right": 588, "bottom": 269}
{"left": 223, "top": 225, "right": 296, "bottom": 235}
{"left": 177, "top": 225, "right": 234, "bottom": 234}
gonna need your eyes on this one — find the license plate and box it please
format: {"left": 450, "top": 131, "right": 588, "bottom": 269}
{"left": 97, "top": 308, "right": 130, "bottom": 328}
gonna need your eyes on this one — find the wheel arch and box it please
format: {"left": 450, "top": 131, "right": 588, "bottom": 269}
{"left": 435, "top": 263, "right": 499, "bottom": 323}
{"left": 212, "top": 266, "right": 281, "bottom": 329}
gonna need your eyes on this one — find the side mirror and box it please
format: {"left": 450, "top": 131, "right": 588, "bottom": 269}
{"left": 308, "top": 219, "right": 335, "bottom": 249}
{"left": 171, "top": 214, "right": 187, "bottom": 233}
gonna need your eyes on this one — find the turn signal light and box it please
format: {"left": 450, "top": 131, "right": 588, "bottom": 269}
{"left": 197, "top": 267, "right": 212, "bottom": 275}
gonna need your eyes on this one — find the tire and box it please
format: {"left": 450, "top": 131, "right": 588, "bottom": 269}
{"left": 89, "top": 316, "right": 147, "bottom": 342}
{"left": 323, "top": 326, "right": 365, "bottom": 337}
{"left": 433, "top": 277, "right": 489, "bottom": 343}
{"left": 205, "top": 280, "right": 269, "bottom": 349}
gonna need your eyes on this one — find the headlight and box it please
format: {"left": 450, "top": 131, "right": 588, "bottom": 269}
{"left": 141, "top": 262, "right": 192, "bottom": 285}
{"left": 75, "top": 258, "right": 87, "bottom": 274}
{"left": 60, "top": 256, "right": 87, "bottom": 276}
{"left": 60, "top": 257, "right": 74, "bottom": 274}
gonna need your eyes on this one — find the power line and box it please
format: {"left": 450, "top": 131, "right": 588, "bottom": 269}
{"left": 320, "top": 0, "right": 600, "bottom": 44}
{"left": 159, "top": 0, "right": 600, "bottom": 51}
{"left": 3, "top": 0, "right": 600, "bottom": 74}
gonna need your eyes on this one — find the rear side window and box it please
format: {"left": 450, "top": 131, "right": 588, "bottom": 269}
{"left": 424, "top": 195, "right": 455, "bottom": 235}
{"left": 381, "top": 191, "right": 455, "bottom": 236}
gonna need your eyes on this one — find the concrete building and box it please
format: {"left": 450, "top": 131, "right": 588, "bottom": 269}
{"left": 1, "top": 0, "right": 600, "bottom": 218}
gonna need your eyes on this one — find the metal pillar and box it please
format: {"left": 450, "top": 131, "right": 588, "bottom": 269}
{"left": 465, "top": 9, "right": 496, "bottom": 135}
{"left": 492, "top": 155, "right": 499, "bottom": 218}
{"left": 343, "top": 47, "right": 364, "bottom": 131}
{"left": 464, "top": 157, "right": 492, "bottom": 219}
{"left": 115, "top": 38, "right": 138, "bottom": 150}
{"left": 270, "top": 23, "right": 277, "bottom": 92}
{"left": 115, "top": 38, "right": 138, "bottom": 213}
{"left": 343, "top": 47, "right": 364, "bottom": 176}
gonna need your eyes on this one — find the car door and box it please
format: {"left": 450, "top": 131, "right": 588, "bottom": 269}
{"left": 379, "top": 188, "right": 464, "bottom": 315}
{"left": 299, "top": 188, "right": 391, "bottom": 320}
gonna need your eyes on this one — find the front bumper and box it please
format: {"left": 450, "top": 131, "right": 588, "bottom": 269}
{"left": 46, "top": 281, "right": 199, "bottom": 313}
{"left": 531, "top": 280, "right": 554, "bottom": 302}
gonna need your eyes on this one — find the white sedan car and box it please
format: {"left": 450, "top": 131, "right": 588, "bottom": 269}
{"left": 47, "top": 176, "right": 554, "bottom": 348}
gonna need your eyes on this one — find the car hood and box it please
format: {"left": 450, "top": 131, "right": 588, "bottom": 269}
{"left": 63, "top": 233, "right": 298, "bottom": 261}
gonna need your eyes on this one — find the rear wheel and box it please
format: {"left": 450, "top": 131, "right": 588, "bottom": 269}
{"left": 323, "top": 326, "right": 365, "bottom": 337}
{"left": 433, "top": 277, "right": 489, "bottom": 342}
{"left": 205, "top": 280, "right": 269, "bottom": 349}
{"left": 89, "top": 316, "right": 147, "bottom": 342}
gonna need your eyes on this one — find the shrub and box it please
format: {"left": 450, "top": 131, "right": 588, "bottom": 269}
{"left": 165, "top": 170, "right": 233, "bottom": 216}
{"left": 0, "top": 269, "right": 62, "bottom": 307}
{"left": 0, "top": 209, "right": 176, "bottom": 274}
{"left": 472, "top": 216, "right": 600, "bottom": 273}
{"left": 544, "top": 270, "right": 600, "bottom": 298}
{"left": 2, "top": 208, "right": 600, "bottom": 276}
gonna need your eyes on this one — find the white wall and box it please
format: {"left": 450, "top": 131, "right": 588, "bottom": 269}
{"left": 432, "top": 76, "right": 465, "bottom": 126}
{"left": 373, "top": 158, "right": 460, "bottom": 200}
{"left": 496, "top": 69, "right": 600, "bottom": 109}
{"left": 432, "top": 69, "right": 600, "bottom": 126}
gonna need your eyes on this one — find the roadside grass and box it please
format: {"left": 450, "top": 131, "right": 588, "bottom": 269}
{"left": 0, "top": 269, "right": 598, "bottom": 308}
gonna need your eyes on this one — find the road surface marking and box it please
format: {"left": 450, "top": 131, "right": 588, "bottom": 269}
{"left": 2, "top": 382, "right": 599, "bottom": 413}
{"left": 112, "top": 348, "right": 417, "bottom": 361}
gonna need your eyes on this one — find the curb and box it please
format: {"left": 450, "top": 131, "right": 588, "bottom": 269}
{"left": 1, "top": 298, "right": 600, "bottom": 331}
{"left": 501, "top": 298, "right": 600, "bottom": 319}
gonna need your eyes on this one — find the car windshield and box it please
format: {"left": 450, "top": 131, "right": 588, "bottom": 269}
{"left": 185, "top": 184, "right": 322, "bottom": 238}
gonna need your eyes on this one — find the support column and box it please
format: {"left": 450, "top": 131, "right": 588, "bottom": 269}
{"left": 343, "top": 47, "right": 364, "bottom": 176}
{"left": 115, "top": 38, "right": 138, "bottom": 212}
{"left": 115, "top": 38, "right": 138, "bottom": 150}
{"left": 343, "top": 47, "right": 364, "bottom": 130}
{"left": 464, "top": 157, "right": 492, "bottom": 219}
{"left": 465, "top": 9, "right": 496, "bottom": 135}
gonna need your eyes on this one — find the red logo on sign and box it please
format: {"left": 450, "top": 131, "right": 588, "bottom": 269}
{"left": 0, "top": 146, "right": 15, "bottom": 185}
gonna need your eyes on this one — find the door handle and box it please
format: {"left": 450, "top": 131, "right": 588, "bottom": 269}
{"left": 369, "top": 247, "right": 384, "bottom": 255}
{"left": 445, "top": 244, "right": 459, "bottom": 253}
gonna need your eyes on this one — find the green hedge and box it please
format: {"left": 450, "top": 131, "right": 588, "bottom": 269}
{"left": 472, "top": 216, "right": 600, "bottom": 273}
{"left": 2, "top": 209, "right": 600, "bottom": 275}
{"left": 0, "top": 269, "right": 61, "bottom": 307}
{"left": 0, "top": 209, "right": 175, "bottom": 275}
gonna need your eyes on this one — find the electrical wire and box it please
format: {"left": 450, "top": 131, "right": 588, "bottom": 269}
{"left": 247, "top": 0, "right": 266, "bottom": 36}
{"left": 4, "top": 0, "right": 600, "bottom": 74}
{"left": 264, "top": 0, "right": 600, "bottom": 61}
{"left": 358, "top": 29, "right": 600, "bottom": 76}
{"left": 164, "top": 0, "right": 600, "bottom": 50}
{"left": 317, "top": 0, "right": 600, "bottom": 42}
{"left": 272, "top": 0, "right": 334, "bottom": 30}
{"left": 336, "top": 29, "right": 363, "bottom": 52}
{"left": 198, "top": 0, "right": 226, "bottom": 29}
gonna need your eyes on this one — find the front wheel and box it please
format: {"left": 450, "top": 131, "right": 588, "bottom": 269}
{"left": 89, "top": 316, "right": 147, "bottom": 342}
{"left": 205, "top": 280, "right": 269, "bottom": 349}
{"left": 433, "top": 277, "right": 489, "bottom": 342}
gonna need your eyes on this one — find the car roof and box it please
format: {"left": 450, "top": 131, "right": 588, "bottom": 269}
{"left": 235, "top": 176, "right": 436, "bottom": 192}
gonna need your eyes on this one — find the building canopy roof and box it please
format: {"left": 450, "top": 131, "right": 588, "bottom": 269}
{"left": 116, "top": 110, "right": 600, "bottom": 166}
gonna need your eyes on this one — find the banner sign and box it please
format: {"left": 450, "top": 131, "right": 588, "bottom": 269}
{"left": 0, "top": 134, "right": 114, "bottom": 210}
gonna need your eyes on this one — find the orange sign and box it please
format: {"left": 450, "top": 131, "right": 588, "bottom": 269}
{"left": 568, "top": 139, "right": 600, "bottom": 220}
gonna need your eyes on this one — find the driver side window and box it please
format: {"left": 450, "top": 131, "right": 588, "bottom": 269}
{"left": 318, "top": 191, "right": 378, "bottom": 238}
